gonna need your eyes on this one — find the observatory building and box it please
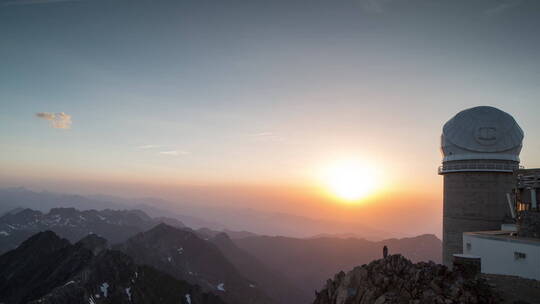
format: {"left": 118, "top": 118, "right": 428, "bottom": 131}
{"left": 439, "top": 106, "right": 524, "bottom": 266}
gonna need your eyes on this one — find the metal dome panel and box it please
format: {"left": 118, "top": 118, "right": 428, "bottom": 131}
{"left": 442, "top": 106, "right": 524, "bottom": 153}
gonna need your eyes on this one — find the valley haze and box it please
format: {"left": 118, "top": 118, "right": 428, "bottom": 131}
{"left": 0, "top": 187, "right": 400, "bottom": 240}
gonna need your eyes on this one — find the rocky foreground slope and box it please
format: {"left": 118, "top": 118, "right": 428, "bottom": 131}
{"left": 313, "top": 255, "right": 499, "bottom": 304}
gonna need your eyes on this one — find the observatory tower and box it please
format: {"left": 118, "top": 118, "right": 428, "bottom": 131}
{"left": 439, "top": 106, "right": 524, "bottom": 266}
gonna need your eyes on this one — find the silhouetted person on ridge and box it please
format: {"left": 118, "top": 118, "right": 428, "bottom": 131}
{"left": 383, "top": 245, "right": 388, "bottom": 259}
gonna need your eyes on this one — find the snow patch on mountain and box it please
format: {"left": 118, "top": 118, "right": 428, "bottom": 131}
{"left": 217, "top": 283, "right": 225, "bottom": 291}
{"left": 125, "top": 287, "right": 132, "bottom": 301}
{"left": 100, "top": 282, "right": 109, "bottom": 297}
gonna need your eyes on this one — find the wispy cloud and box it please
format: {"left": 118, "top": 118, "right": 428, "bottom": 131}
{"left": 136, "top": 145, "right": 189, "bottom": 156}
{"left": 484, "top": 0, "right": 521, "bottom": 16}
{"left": 137, "top": 145, "right": 163, "bottom": 150}
{"left": 251, "top": 132, "right": 274, "bottom": 137}
{"left": 249, "top": 132, "right": 284, "bottom": 142}
{"left": 3, "top": 0, "right": 81, "bottom": 6}
{"left": 159, "top": 150, "right": 190, "bottom": 156}
{"left": 36, "top": 112, "right": 72, "bottom": 129}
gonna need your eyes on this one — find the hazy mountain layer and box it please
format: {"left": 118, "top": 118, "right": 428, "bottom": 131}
{"left": 0, "top": 187, "right": 394, "bottom": 240}
{"left": 234, "top": 234, "right": 442, "bottom": 300}
{"left": 209, "top": 232, "right": 308, "bottom": 304}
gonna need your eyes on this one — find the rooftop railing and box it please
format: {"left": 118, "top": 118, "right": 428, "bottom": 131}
{"left": 438, "top": 163, "right": 523, "bottom": 174}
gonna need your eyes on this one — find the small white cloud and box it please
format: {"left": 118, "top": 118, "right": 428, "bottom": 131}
{"left": 36, "top": 112, "right": 72, "bottom": 129}
{"left": 159, "top": 150, "right": 189, "bottom": 156}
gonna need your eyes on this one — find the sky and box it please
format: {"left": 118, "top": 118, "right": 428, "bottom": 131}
{"left": 1, "top": 0, "right": 540, "bottom": 237}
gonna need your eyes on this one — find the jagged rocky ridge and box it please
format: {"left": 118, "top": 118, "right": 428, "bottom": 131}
{"left": 116, "top": 223, "right": 273, "bottom": 304}
{"left": 313, "top": 254, "right": 499, "bottom": 304}
{"left": 0, "top": 207, "right": 184, "bottom": 253}
{"left": 0, "top": 231, "right": 224, "bottom": 304}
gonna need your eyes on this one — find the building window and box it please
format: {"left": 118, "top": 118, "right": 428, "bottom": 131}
{"left": 466, "top": 243, "right": 471, "bottom": 252}
{"left": 514, "top": 252, "right": 527, "bottom": 260}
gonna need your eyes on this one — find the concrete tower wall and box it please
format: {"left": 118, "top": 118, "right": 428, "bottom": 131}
{"left": 442, "top": 169, "right": 515, "bottom": 266}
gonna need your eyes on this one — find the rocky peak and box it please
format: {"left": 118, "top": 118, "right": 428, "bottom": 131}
{"left": 17, "top": 230, "right": 70, "bottom": 253}
{"left": 313, "top": 254, "right": 500, "bottom": 304}
{"left": 126, "top": 209, "right": 153, "bottom": 221}
{"left": 150, "top": 222, "right": 178, "bottom": 233}
{"left": 0, "top": 208, "right": 42, "bottom": 224}
{"left": 140, "top": 223, "right": 196, "bottom": 242}
{"left": 76, "top": 233, "right": 108, "bottom": 255}
{"left": 212, "top": 232, "right": 232, "bottom": 243}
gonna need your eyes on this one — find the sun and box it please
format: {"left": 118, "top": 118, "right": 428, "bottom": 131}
{"left": 322, "top": 160, "right": 377, "bottom": 202}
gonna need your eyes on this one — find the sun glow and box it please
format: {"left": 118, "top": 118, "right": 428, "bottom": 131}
{"left": 322, "top": 160, "right": 378, "bottom": 202}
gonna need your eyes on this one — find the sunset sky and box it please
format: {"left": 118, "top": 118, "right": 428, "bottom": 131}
{"left": 1, "top": 0, "right": 540, "bottom": 237}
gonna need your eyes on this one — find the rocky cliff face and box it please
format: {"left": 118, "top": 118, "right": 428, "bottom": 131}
{"left": 313, "top": 255, "right": 499, "bottom": 304}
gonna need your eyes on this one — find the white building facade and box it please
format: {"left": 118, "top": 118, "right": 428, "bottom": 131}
{"left": 462, "top": 231, "right": 540, "bottom": 280}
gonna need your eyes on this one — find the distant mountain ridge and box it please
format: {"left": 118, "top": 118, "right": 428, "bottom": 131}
{"left": 0, "top": 187, "right": 221, "bottom": 232}
{"left": 0, "top": 187, "right": 127, "bottom": 214}
{"left": 85, "top": 192, "right": 397, "bottom": 240}
{"left": 0, "top": 207, "right": 185, "bottom": 253}
{"left": 0, "top": 187, "right": 398, "bottom": 240}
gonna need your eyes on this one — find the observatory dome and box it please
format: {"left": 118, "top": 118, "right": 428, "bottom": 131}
{"left": 441, "top": 106, "right": 523, "bottom": 162}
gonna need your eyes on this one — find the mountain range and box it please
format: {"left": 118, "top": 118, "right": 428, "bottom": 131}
{"left": 0, "top": 207, "right": 184, "bottom": 254}
{"left": 116, "top": 223, "right": 272, "bottom": 304}
{"left": 0, "top": 231, "right": 224, "bottom": 304}
{"left": 0, "top": 196, "right": 442, "bottom": 303}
